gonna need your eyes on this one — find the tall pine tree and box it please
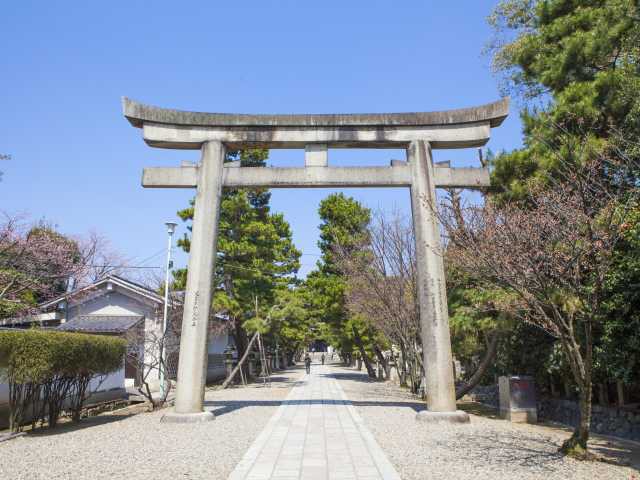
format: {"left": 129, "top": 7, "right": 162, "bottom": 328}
{"left": 485, "top": 0, "right": 640, "bottom": 454}
{"left": 305, "top": 193, "right": 384, "bottom": 377}
{"left": 174, "top": 149, "right": 301, "bottom": 361}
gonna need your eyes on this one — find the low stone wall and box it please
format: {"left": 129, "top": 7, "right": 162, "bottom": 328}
{"left": 467, "top": 384, "right": 640, "bottom": 442}
{"left": 207, "top": 353, "right": 226, "bottom": 382}
{"left": 0, "top": 387, "right": 127, "bottom": 430}
{"left": 538, "top": 399, "right": 640, "bottom": 442}
{"left": 466, "top": 384, "right": 499, "bottom": 408}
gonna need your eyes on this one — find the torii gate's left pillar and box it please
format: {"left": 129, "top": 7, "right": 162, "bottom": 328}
{"left": 161, "top": 141, "right": 225, "bottom": 423}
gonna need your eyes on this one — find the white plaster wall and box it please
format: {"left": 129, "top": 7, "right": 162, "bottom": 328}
{"left": 208, "top": 332, "right": 229, "bottom": 354}
{"left": 142, "top": 316, "right": 162, "bottom": 384}
{"left": 0, "top": 368, "right": 123, "bottom": 406}
{"left": 68, "top": 290, "right": 158, "bottom": 320}
{"left": 67, "top": 288, "right": 162, "bottom": 384}
{"left": 91, "top": 367, "right": 125, "bottom": 392}
{"left": 206, "top": 332, "right": 229, "bottom": 382}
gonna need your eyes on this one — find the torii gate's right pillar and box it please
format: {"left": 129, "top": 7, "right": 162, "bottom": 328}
{"left": 409, "top": 140, "right": 469, "bottom": 423}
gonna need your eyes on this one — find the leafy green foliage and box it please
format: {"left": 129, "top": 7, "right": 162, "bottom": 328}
{"left": 305, "top": 193, "right": 376, "bottom": 362}
{"left": 0, "top": 329, "right": 125, "bottom": 431}
{"left": 596, "top": 204, "right": 640, "bottom": 382}
{"left": 175, "top": 149, "right": 301, "bottom": 351}
{"left": 485, "top": 0, "right": 640, "bottom": 394}
{"left": 488, "top": 0, "right": 640, "bottom": 203}
{"left": 268, "top": 287, "right": 315, "bottom": 355}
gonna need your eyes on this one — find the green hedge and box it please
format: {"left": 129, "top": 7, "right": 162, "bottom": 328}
{"left": 0, "top": 329, "right": 126, "bottom": 431}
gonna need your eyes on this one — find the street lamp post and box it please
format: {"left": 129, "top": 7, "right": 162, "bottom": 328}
{"left": 160, "top": 221, "right": 178, "bottom": 399}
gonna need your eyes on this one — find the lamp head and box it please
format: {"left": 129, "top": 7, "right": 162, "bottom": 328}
{"left": 165, "top": 222, "right": 178, "bottom": 235}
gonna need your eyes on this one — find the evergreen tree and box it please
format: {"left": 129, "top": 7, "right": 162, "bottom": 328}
{"left": 483, "top": 0, "right": 640, "bottom": 454}
{"left": 488, "top": 0, "right": 640, "bottom": 202}
{"left": 305, "top": 193, "right": 383, "bottom": 377}
{"left": 175, "top": 149, "right": 301, "bottom": 361}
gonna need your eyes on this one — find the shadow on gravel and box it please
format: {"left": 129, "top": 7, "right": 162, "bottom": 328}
{"left": 208, "top": 366, "right": 306, "bottom": 389}
{"left": 204, "top": 400, "right": 284, "bottom": 417}
{"left": 458, "top": 401, "right": 500, "bottom": 419}
{"left": 589, "top": 442, "right": 640, "bottom": 470}
{"left": 24, "top": 412, "right": 136, "bottom": 437}
{"left": 203, "top": 398, "right": 426, "bottom": 417}
{"left": 321, "top": 371, "right": 376, "bottom": 383}
{"left": 460, "top": 431, "right": 636, "bottom": 472}
{"left": 216, "top": 378, "right": 306, "bottom": 391}
{"left": 459, "top": 403, "right": 638, "bottom": 469}
{"left": 460, "top": 431, "right": 565, "bottom": 471}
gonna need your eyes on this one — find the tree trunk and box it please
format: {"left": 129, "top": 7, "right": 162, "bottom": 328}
{"left": 598, "top": 383, "right": 609, "bottom": 406}
{"left": 398, "top": 341, "right": 408, "bottom": 386}
{"left": 561, "top": 384, "right": 592, "bottom": 456}
{"left": 550, "top": 377, "right": 557, "bottom": 397}
{"left": 221, "top": 331, "right": 260, "bottom": 389}
{"left": 616, "top": 380, "right": 625, "bottom": 407}
{"left": 372, "top": 344, "right": 390, "bottom": 380}
{"left": 352, "top": 326, "right": 376, "bottom": 378}
{"left": 559, "top": 327, "right": 593, "bottom": 458}
{"left": 455, "top": 332, "right": 500, "bottom": 399}
{"left": 233, "top": 320, "right": 250, "bottom": 379}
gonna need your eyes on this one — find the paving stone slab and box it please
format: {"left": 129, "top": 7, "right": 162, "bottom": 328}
{"left": 228, "top": 365, "right": 401, "bottom": 480}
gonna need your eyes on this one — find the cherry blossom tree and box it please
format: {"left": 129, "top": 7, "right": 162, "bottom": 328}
{"left": 0, "top": 213, "right": 102, "bottom": 318}
{"left": 439, "top": 141, "right": 639, "bottom": 456}
{"left": 334, "top": 211, "right": 422, "bottom": 389}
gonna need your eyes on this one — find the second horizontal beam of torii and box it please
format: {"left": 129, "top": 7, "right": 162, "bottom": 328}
{"left": 125, "top": 96, "right": 508, "bottom": 424}
{"left": 142, "top": 162, "right": 489, "bottom": 189}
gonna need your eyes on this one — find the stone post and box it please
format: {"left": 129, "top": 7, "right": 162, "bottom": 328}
{"left": 266, "top": 353, "right": 273, "bottom": 375}
{"left": 248, "top": 350, "right": 257, "bottom": 378}
{"left": 224, "top": 346, "right": 236, "bottom": 384}
{"left": 409, "top": 140, "right": 469, "bottom": 423}
{"left": 161, "top": 141, "right": 225, "bottom": 423}
{"left": 499, "top": 376, "right": 537, "bottom": 423}
{"left": 617, "top": 380, "right": 625, "bottom": 407}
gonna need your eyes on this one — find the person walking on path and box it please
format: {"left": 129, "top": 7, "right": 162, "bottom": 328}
{"left": 321, "top": 353, "right": 325, "bottom": 365}
{"left": 304, "top": 353, "right": 312, "bottom": 374}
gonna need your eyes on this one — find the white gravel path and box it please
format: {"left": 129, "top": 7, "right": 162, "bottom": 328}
{"left": 2, "top": 364, "right": 638, "bottom": 480}
{"left": 332, "top": 365, "right": 640, "bottom": 480}
{"left": 228, "top": 364, "right": 400, "bottom": 480}
{"left": 0, "top": 368, "right": 303, "bottom": 480}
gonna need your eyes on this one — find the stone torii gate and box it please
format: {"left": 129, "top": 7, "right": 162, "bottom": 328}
{"left": 122, "top": 97, "right": 509, "bottom": 423}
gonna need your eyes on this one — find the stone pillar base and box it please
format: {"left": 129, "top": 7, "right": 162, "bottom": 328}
{"left": 500, "top": 408, "right": 537, "bottom": 423}
{"left": 160, "top": 410, "right": 215, "bottom": 424}
{"left": 416, "top": 410, "right": 470, "bottom": 424}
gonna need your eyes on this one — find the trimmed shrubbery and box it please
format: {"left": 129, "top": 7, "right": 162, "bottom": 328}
{"left": 0, "top": 329, "right": 126, "bottom": 431}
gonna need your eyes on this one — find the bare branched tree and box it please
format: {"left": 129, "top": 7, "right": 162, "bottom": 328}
{"left": 335, "top": 210, "right": 424, "bottom": 391}
{"left": 439, "top": 138, "right": 639, "bottom": 455}
{"left": 124, "top": 311, "right": 180, "bottom": 410}
{"left": 77, "top": 231, "right": 129, "bottom": 285}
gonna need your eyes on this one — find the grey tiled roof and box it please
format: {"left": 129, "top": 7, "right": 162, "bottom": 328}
{"left": 57, "top": 315, "right": 144, "bottom": 333}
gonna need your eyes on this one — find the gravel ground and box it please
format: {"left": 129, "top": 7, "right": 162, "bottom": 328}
{"left": 0, "top": 367, "right": 304, "bottom": 480}
{"left": 333, "top": 365, "right": 640, "bottom": 480}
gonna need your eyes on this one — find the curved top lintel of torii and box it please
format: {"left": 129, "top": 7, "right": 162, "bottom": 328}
{"left": 122, "top": 97, "right": 509, "bottom": 130}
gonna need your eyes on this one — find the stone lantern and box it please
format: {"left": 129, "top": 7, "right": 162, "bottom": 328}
{"left": 224, "top": 342, "right": 236, "bottom": 382}
{"left": 266, "top": 350, "right": 273, "bottom": 375}
{"left": 248, "top": 350, "right": 257, "bottom": 378}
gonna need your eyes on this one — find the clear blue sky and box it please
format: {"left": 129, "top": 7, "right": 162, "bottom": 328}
{"left": 1, "top": 1, "right": 522, "bottom": 278}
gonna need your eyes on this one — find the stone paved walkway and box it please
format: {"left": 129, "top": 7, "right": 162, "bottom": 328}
{"left": 228, "top": 364, "right": 401, "bottom": 480}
